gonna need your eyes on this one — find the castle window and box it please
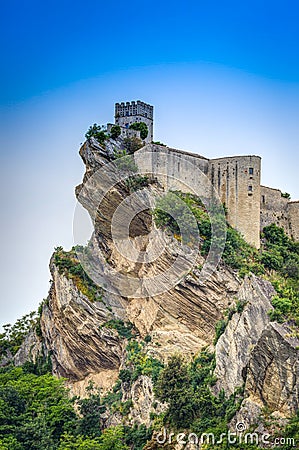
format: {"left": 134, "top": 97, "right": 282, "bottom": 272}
{"left": 248, "top": 185, "right": 253, "bottom": 191}
{"left": 262, "top": 195, "right": 265, "bottom": 203}
{"left": 249, "top": 167, "right": 254, "bottom": 175}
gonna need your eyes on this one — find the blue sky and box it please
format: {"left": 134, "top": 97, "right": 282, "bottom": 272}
{"left": 0, "top": 0, "right": 299, "bottom": 326}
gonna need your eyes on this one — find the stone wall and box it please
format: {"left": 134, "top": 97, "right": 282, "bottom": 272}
{"left": 260, "top": 187, "right": 299, "bottom": 240}
{"left": 135, "top": 144, "right": 210, "bottom": 199}
{"left": 260, "top": 186, "right": 289, "bottom": 231}
{"left": 286, "top": 201, "right": 299, "bottom": 241}
{"left": 208, "top": 156, "right": 261, "bottom": 248}
{"left": 134, "top": 144, "right": 298, "bottom": 248}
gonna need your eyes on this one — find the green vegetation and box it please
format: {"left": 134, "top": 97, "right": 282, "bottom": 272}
{"left": 0, "top": 366, "right": 76, "bottom": 449}
{"left": 125, "top": 175, "right": 149, "bottom": 192}
{"left": 123, "top": 136, "right": 143, "bottom": 154}
{"left": 213, "top": 301, "right": 246, "bottom": 344}
{"left": 0, "top": 366, "right": 142, "bottom": 450}
{"left": 85, "top": 124, "right": 108, "bottom": 145}
{"left": 100, "top": 320, "right": 136, "bottom": 340}
{"left": 109, "top": 125, "right": 121, "bottom": 140}
{"left": 152, "top": 141, "right": 166, "bottom": 146}
{"left": 53, "top": 247, "right": 102, "bottom": 302}
{"left": 113, "top": 149, "right": 149, "bottom": 191}
{"left": 261, "top": 224, "right": 299, "bottom": 326}
{"left": 125, "top": 340, "right": 164, "bottom": 383}
{"left": 154, "top": 351, "right": 242, "bottom": 435}
{"left": 153, "top": 192, "right": 299, "bottom": 330}
{"left": 153, "top": 191, "right": 263, "bottom": 274}
{"left": 281, "top": 192, "right": 291, "bottom": 199}
{"left": 0, "top": 312, "right": 39, "bottom": 357}
{"left": 129, "top": 122, "right": 148, "bottom": 140}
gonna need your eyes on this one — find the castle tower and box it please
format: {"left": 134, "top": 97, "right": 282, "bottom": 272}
{"left": 208, "top": 155, "right": 261, "bottom": 248}
{"left": 115, "top": 101, "right": 154, "bottom": 143}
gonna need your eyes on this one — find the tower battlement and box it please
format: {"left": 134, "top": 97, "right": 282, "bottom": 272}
{"left": 114, "top": 100, "right": 154, "bottom": 143}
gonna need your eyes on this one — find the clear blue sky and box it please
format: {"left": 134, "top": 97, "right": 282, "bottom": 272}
{"left": 0, "top": 0, "right": 299, "bottom": 326}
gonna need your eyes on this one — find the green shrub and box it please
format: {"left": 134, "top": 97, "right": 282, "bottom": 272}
{"left": 154, "top": 351, "right": 241, "bottom": 431}
{"left": 53, "top": 247, "right": 102, "bottom": 302}
{"left": 261, "top": 250, "right": 284, "bottom": 271}
{"left": 213, "top": 319, "right": 228, "bottom": 345}
{"left": 85, "top": 123, "right": 107, "bottom": 145}
{"left": 0, "top": 312, "right": 39, "bottom": 357}
{"left": 129, "top": 122, "right": 148, "bottom": 140}
{"left": 101, "top": 320, "right": 134, "bottom": 340}
{"left": 109, "top": 125, "right": 121, "bottom": 140}
{"left": 122, "top": 136, "right": 143, "bottom": 154}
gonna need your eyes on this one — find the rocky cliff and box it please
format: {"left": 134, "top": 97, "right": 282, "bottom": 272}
{"left": 12, "top": 138, "right": 299, "bottom": 439}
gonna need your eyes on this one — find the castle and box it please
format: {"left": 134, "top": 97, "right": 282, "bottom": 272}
{"left": 107, "top": 100, "right": 154, "bottom": 143}
{"left": 109, "top": 101, "right": 299, "bottom": 248}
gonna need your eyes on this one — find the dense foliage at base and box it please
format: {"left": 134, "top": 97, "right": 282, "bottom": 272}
{"left": 0, "top": 365, "right": 145, "bottom": 450}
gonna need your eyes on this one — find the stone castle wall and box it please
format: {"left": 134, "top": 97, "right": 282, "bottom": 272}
{"left": 260, "top": 186, "right": 289, "bottom": 231}
{"left": 208, "top": 156, "right": 261, "bottom": 248}
{"left": 288, "top": 202, "right": 299, "bottom": 241}
{"left": 134, "top": 145, "right": 297, "bottom": 248}
{"left": 261, "top": 186, "right": 299, "bottom": 241}
{"left": 135, "top": 144, "right": 210, "bottom": 199}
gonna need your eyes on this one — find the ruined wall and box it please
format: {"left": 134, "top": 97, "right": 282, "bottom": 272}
{"left": 208, "top": 156, "right": 261, "bottom": 248}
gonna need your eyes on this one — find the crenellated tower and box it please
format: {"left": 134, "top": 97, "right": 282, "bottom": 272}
{"left": 114, "top": 100, "right": 154, "bottom": 143}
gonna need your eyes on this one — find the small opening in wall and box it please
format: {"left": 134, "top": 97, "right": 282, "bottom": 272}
{"left": 262, "top": 195, "right": 265, "bottom": 203}
{"left": 248, "top": 185, "right": 253, "bottom": 191}
{"left": 249, "top": 167, "right": 254, "bottom": 175}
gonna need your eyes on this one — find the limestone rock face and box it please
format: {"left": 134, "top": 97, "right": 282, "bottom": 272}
{"left": 14, "top": 329, "right": 43, "bottom": 367}
{"left": 244, "top": 322, "right": 299, "bottom": 416}
{"left": 124, "top": 375, "right": 166, "bottom": 427}
{"left": 41, "top": 265, "right": 123, "bottom": 383}
{"left": 215, "top": 275, "right": 299, "bottom": 420}
{"left": 214, "top": 275, "right": 275, "bottom": 395}
{"left": 17, "top": 138, "right": 298, "bottom": 427}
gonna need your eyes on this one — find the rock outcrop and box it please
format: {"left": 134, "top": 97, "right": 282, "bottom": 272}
{"left": 41, "top": 264, "right": 123, "bottom": 387}
{"left": 215, "top": 275, "right": 299, "bottom": 422}
{"left": 13, "top": 137, "right": 299, "bottom": 429}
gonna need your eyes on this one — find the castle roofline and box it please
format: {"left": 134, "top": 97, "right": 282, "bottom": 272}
{"left": 261, "top": 185, "right": 282, "bottom": 191}
{"left": 148, "top": 143, "right": 209, "bottom": 160}
{"left": 210, "top": 155, "right": 261, "bottom": 161}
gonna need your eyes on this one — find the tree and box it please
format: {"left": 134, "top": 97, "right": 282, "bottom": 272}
{"left": 110, "top": 125, "right": 121, "bottom": 140}
{"left": 58, "top": 433, "right": 103, "bottom": 449}
{"left": 0, "top": 367, "right": 77, "bottom": 449}
{"left": 85, "top": 124, "right": 107, "bottom": 145}
{"left": 98, "top": 426, "right": 129, "bottom": 450}
{"left": 129, "top": 122, "right": 148, "bottom": 140}
{"left": 76, "top": 382, "right": 105, "bottom": 438}
{"left": 122, "top": 136, "right": 143, "bottom": 154}
{"left": 154, "top": 355, "right": 195, "bottom": 427}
